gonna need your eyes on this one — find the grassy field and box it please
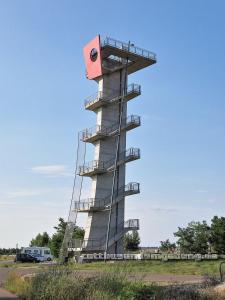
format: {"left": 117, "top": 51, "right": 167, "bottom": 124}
{"left": 1, "top": 259, "right": 224, "bottom": 277}
{"left": 72, "top": 260, "right": 223, "bottom": 276}
{"left": 3, "top": 260, "right": 225, "bottom": 299}
{"left": 4, "top": 266, "right": 225, "bottom": 300}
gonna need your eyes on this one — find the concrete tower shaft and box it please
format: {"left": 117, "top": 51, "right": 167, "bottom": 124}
{"left": 83, "top": 68, "right": 127, "bottom": 253}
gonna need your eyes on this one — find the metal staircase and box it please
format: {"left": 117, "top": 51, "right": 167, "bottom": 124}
{"left": 84, "top": 83, "right": 141, "bottom": 111}
{"left": 59, "top": 133, "right": 86, "bottom": 263}
{"left": 74, "top": 182, "right": 140, "bottom": 212}
{"left": 79, "top": 147, "right": 140, "bottom": 177}
{"left": 69, "top": 219, "right": 140, "bottom": 252}
{"left": 81, "top": 115, "right": 140, "bottom": 143}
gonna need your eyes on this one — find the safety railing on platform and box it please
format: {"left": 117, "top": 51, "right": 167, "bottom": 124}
{"left": 81, "top": 114, "right": 140, "bottom": 142}
{"left": 74, "top": 182, "right": 140, "bottom": 211}
{"left": 84, "top": 83, "right": 141, "bottom": 108}
{"left": 101, "top": 36, "right": 157, "bottom": 61}
{"left": 125, "top": 182, "right": 140, "bottom": 194}
{"left": 78, "top": 160, "right": 105, "bottom": 176}
{"left": 78, "top": 147, "right": 140, "bottom": 176}
{"left": 69, "top": 218, "right": 140, "bottom": 250}
{"left": 124, "top": 219, "right": 139, "bottom": 230}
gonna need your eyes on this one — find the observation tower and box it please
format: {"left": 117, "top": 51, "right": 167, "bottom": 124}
{"left": 61, "top": 35, "right": 156, "bottom": 260}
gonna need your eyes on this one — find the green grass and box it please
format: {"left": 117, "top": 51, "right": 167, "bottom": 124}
{"left": 1, "top": 259, "right": 223, "bottom": 277}
{"left": 71, "top": 260, "right": 223, "bottom": 276}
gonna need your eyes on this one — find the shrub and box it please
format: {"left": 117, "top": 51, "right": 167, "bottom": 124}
{"left": 6, "top": 267, "right": 225, "bottom": 300}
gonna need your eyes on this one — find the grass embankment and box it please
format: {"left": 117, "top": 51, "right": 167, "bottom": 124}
{"left": 72, "top": 260, "right": 222, "bottom": 276}
{"left": 4, "top": 267, "right": 225, "bottom": 300}
{"left": 1, "top": 260, "right": 222, "bottom": 276}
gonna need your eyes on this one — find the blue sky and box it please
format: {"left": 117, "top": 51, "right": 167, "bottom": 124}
{"left": 0, "top": 0, "right": 225, "bottom": 248}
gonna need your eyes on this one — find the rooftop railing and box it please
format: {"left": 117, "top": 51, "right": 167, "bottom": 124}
{"left": 101, "top": 37, "right": 157, "bottom": 61}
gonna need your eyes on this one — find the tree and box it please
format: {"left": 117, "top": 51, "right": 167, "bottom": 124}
{"left": 50, "top": 231, "right": 64, "bottom": 258}
{"left": 50, "top": 218, "right": 85, "bottom": 257}
{"left": 30, "top": 232, "right": 50, "bottom": 247}
{"left": 174, "top": 221, "right": 210, "bottom": 254}
{"left": 29, "top": 218, "right": 85, "bottom": 258}
{"left": 124, "top": 230, "right": 140, "bottom": 251}
{"left": 209, "top": 216, "right": 225, "bottom": 254}
{"left": 159, "top": 239, "right": 176, "bottom": 253}
{"left": 53, "top": 217, "right": 67, "bottom": 234}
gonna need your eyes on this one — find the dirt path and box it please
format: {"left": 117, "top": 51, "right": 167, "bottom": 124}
{"left": 0, "top": 266, "right": 204, "bottom": 286}
{"left": 0, "top": 287, "right": 19, "bottom": 299}
{"left": 74, "top": 269, "right": 204, "bottom": 284}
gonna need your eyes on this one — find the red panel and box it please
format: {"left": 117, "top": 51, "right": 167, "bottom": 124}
{"left": 83, "top": 35, "right": 103, "bottom": 80}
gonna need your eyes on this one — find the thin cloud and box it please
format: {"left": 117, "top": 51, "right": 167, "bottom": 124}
{"left": 7, "top": 188, "right": 51, "bottom": 199}
{"left": 150, "top": 206, "right": 179, "bottom": 213}
{"left": 31, "top": 164, "right": 73, "bottom": 177}
{"left": 196, "top": 189, "right": 209, "bottom": 193}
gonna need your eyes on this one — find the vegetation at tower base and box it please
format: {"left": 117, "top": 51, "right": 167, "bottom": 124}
{"left": 29, "top": 218, "right": 84, "bottom": 257}
{"left": 4, "top": 266, "right": 225, "bottom": 300}
{"left": 124, "top": 230, "right": 140, "bottom": 251}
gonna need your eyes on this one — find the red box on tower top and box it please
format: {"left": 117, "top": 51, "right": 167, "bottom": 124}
{"left": 83, "top": 35, "right": 103, "bottom": 80}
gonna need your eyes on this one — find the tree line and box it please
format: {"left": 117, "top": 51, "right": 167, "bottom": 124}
{"left": 160, "top": 216, "right": 225, "bottom": 254}
{"left": 0, "top": 248, "right": 17, "bottom": 255}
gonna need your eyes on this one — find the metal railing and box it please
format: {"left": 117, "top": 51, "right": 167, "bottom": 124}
{"left": 101, "top": 37, "right": 157, "bottom": 61}
{"left": 124, "top": 219, "right": 139, "bottom": 230}
{"left": 84, "top": 83, "right": 141, "bottom": 108}
{"left": 74, "top": 182, "right": 140, "bottom": 211}
{"left": 81, "top": 114, "right": 140, "bottom": 141}
{"left": 125, "top": 182, "right": 140, "bottom": 194}
{"left": 126, "top": 114, "right": 141, "bottom": 128}
{"left": 69, "top": 218, "right": 140, "bottom": 250}
{"left": 81, "top": 124, "right": 108, "bottom": 141}
{"left": 78, "top": 147, "right": 140, "bottom": 176}
{"left": 78, "top": 160, "right": 105, "bottom": 175}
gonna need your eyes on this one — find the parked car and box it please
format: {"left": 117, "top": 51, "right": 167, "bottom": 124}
{"left": 15, "top": 253, "right": 40, "bottom": 263}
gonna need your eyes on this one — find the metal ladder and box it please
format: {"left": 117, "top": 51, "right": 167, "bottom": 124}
{"left": 59, "top": 132, "right": 86, "bottom": 263}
